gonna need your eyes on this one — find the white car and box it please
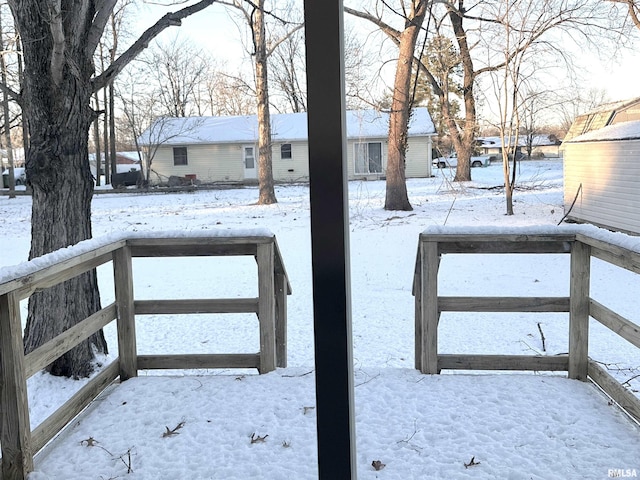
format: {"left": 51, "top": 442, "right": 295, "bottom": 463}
{"left": 433, "top": 152, "right": 494, "bottom": 169}
{"left": 2, "top": 167, "right": 26, "bottom": 186}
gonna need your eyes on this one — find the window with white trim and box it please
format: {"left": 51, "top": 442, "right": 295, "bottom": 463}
{"left": 281, "top": 143, "right": 292, "bottom": 159}
{"left": 173, "top": 147, "right": 188, "bottom": 166}
{"left": 354, "top": 142, "right": 382, "bottom": 174}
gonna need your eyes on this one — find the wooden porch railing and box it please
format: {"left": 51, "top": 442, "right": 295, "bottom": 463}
{"left": 413, "top": 227, "right": 640, "bottom": 425}
{"left": 0, "top": 232, "right": 291, "bottom": 480}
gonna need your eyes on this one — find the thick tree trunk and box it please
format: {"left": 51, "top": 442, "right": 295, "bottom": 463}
{"left": 12, "top": 1, "right": 107, "bottom": 377}
{"left": 254, "top": 2, "right": 277, "bottom": 205}
{"left": 449, "top": 1, "right": 477, "bottom": 183}
{"left": 384, "top": 1, "right": 426, "bottom": 211}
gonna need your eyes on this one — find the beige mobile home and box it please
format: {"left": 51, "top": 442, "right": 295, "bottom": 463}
{"left": 563, "top": 120, "right": 640, "bottom": 235}
{"left": 139, "top": 108, "right": 436, "bottom": 185}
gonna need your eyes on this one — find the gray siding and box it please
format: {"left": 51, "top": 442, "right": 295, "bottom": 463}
{"left": 563, "top": 139, "right": 640, "bottom": 235}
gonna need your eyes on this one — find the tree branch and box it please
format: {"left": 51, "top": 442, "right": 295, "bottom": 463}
{"left": 92, "top": 0, "right": 218, "bottom": 93}
{"left": 266, "top": 23, "right": 303, "bottom": 57}
{"left": 87, "top": 0, "right": 119, "bottom": 57}
{"left": 48, "top": 0, "right": 65, "bottom": 86}
{"left": 344, "top": 6, "right": 402, "bottom": 42}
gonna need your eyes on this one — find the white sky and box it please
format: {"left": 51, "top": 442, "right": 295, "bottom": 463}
{"left": 132, "top": 1, "right": 640, "bottom": 115}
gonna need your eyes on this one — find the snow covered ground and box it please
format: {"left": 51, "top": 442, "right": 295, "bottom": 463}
{"left": 1, "top": 159, "right": 639, "bottom": 479}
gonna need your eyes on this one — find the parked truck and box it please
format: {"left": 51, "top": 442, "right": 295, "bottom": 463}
{"left": 432, "top": 152, "right": 494, "bottom": 169}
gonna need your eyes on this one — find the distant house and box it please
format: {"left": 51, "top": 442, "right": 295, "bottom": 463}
{"left": 563, "top": 118, "right": 640, "bottom": 235}
{"left": 138, "top": 108, "right": 436, "bottom": 184}
{"left": 477, "top": 135, "right": 562, "bottom": 158}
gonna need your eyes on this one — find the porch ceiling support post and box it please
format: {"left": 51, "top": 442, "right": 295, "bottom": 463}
{"left": 303, "top": 1, "right": 357, "bottom": 478}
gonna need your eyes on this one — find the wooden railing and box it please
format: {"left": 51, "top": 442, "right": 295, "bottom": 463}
{"left": 0, "top": 233, "right": 291, "bottom": 480}
{"left": 413, "top": 227, "right": 640, "bottom": 425}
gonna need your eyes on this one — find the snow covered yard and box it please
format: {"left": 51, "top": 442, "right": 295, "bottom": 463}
{"left": 2, "top": 159, "right": 640, "bottom": 479}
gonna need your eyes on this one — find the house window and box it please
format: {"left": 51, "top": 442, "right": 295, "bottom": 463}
{"left": 281, "top": 143, "right": 292, "bottom": 159}
{"left": 173, "top": 147, "right": 188, "bottom": 166}
{"left": 354, "top": 142, "right": 382, "bottom": 174}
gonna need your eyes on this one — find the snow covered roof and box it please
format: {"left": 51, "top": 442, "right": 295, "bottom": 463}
{"left": 477, "top": 135, "right": 560, "bottom": 148}
{"left": 138, "top": 108, "right": 436, "bottom": 146}
{"left": 567, "top": 119, "right": 640, "bottom": 142}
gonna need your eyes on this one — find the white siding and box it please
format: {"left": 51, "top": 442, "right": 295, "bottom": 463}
{"left": 150, "top": 135, "right": 433, "bottom": 184}
{"left": 151, "top": 144, "right": 243, "bottom": 184}
{"left": 563, "top": 139, "right": 640, "bottom": 235}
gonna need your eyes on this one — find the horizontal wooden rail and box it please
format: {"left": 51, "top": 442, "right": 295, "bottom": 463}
{"left": 135, "top": 298, "right": 259, "bottom": 315}
{"left": 590, "top": 299, "right": 640, "bottom": 349}
{"left": 588, "top": 360, "right": 640, "bottom": 424}
{"left": 438, "top": 354, "right": 569, "bottom": 371}
{"left": 137, "top": 354, "right": 260, "bottom": 370}
{"left": 24, "top": 304, "right": 118, "bottom": 378}
{"left": 30, "top": 360, "right": 120, "bottom": 453}
{"left": 438, "top": 296, "right": 570, "bottom": 312}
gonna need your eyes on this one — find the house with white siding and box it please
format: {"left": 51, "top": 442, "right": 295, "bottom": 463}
{"left": 563, "top": 120, "right": 640, "bottom": 235}
{"left": 138, "top": 108, "right": 436, "bottom": 185}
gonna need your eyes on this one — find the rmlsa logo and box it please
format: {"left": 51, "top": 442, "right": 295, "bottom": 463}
{"left": 608, "top": 469, "right": 638, "bottom": 478}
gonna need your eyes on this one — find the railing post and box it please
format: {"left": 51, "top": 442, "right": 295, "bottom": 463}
{"left": 0, "top": 292, "right": 33, "bottom": 479}
{"left": 414, "top": 254, "right": 423, "bottom": 371}
{"left": 421, "top": 241, "right": 439, "bottom": 374}
{"left": 113, "top": 246, "right": 138, "bottom": 381}
{"left": 257, "top": 242, "right": 276, "bottom": 373}
{"left": 275, "top": 271, "right": 287, "bottom": 368}
{"left": 569, "top": 240, "right": 590, "bottom": 381}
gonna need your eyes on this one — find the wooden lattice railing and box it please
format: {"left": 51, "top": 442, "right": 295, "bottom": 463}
{"left": 413, "top": 227, "right": 640, "bottom": 425}
{"left": 0, "top": 232, "right": 291, "bottom": 480}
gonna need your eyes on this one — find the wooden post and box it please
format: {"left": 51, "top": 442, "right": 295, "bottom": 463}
{"left": 113, "top": 246, "right": 138, "bottom": 380}
{"left": 275, "top": 271, "right": 288, "bottom": 368}
{"left": 414, "top": 261, "right": 423, "bottom": 371}
{"left": 569, "top": 240, "right": 590, "bottom": 380}
{"left": 421, "top": 241, "right": 439, "bottom": 374}
{"left": 0, "top": 292, "right": 33, "bottom": 479}
{"left": 257, "top": 242, "right": 276, "bottom": 373}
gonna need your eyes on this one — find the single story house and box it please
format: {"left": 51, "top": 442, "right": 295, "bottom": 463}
{"left": 563, "top": 120, "right": 640, "bottom": 235}
{"left": 477, "top": 135, "right": 562, "bottom": 158}
{"left": 138, "top": 108, "right": 436, "bottom": 184}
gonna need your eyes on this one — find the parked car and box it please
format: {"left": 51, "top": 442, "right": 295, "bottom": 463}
{"left": 2, "top": 167, "right": 26, "bottom": 187}
{"left": 433, "top": 152, "right": 494, "bottom": 169}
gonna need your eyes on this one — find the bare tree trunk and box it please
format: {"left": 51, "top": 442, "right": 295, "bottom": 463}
{"left": 109, "top": 82, "right": 117, "bottom": 176}
{"left": 10, "top": 1, "right": 107, "bottom": 377}
{"left": 384, "top": 1, "right": 427, "bottom": 211}
{"left": 254, "top": 1, "right": 277, "bottom": 204}
{"left": 0, "top": 15, "right": 16, "bottom": 199}
{"left": 16, "top": 34, "right": 28, "bottom": 152}
{"left": 93, "top": 93, "right": 102, "bottom": 186}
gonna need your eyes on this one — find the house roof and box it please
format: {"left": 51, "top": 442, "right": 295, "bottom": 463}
{"left": 563, "top": 96, "right": 640, "bottom": 142}
{"left": 138, "top": 108, "right": 436, "bottom": 146}
{"left": 567, "top": 119, "right": 640, "bottom": 142}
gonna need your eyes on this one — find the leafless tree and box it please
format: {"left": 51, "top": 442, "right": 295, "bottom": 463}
{"left": 346, "top": 0, "right": 429, "bottom": 211}
{"left": 4, "top": 0, "right": 220, "bottom": 378}
{"left": 221, "top": 0, "right": 302, "bottom": 204}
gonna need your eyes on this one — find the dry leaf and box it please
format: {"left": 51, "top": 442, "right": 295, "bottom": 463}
{"left": 162, "top": 421, "right": 185, "bottom": 438}
{"left": 464, "top": 456, "right": 481, "bottom": 468}
{"left": 250, "top": 432, "right": 268, "bottom": 444}
{"left": 372, "top": 460, "right": 386, "bottom": 471}
{"left": 80, "top": 437, "right": 98, "bottom": 447}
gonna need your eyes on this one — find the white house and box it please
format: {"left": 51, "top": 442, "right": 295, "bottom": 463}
{"left": 477, "top": 135, "right": 562, "bottom": 158}
{"left": 139, "top": 108, "right": 436, "bottom": 184}
{"left": 563, "top": 120, "right": 640, "bottom": 235}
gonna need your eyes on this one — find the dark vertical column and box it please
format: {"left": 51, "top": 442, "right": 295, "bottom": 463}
{"left": 303, "top": 1, "right": 357, "bottom": 478}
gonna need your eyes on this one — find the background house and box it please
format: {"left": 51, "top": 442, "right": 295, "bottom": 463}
{"left": 139, "top": 108, "right": 436, "bottom": 185}
{"left": 563, "top": 119, "right": 640, "bottom": 235}
{"left": 477, "top": 135, "right": 562, "bottom": 159}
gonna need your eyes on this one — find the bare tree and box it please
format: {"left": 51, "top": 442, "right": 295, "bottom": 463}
{"left": 5, "top": 0, "right": 220, "bottom": 378}
{"left": 221, "top": 0, "right": 302, "bottom": 204}
{"left": 346, "top": 0, "right": 428, "bottom": 211}
{"left": 146, "top": 35, "right": 209, "bottom": 117}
